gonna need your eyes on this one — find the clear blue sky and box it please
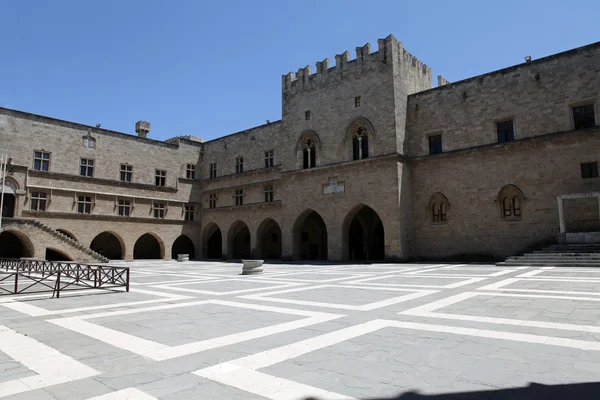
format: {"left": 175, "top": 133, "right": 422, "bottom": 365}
{"left": 1, "top": 0, "right": 598, "bottom": 142}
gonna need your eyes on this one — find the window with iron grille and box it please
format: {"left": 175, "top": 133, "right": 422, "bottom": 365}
{"left": 184, "top": 205, "right": 194, "bottom": 221}
{"left": 118, "top": 200, "right": 131, "bottom": 216}
{"left": 573, "top": 104, "right": 596, "bottom": 130}
{"left": 120, "top": 164, "right": 132, "bottom": 182}
{"left": 235, "top": 189, "right": 244, "bottom": 206}
{"left": 208, "top": 193, "right": 217, "bottom": 209}
{"left": 155, "top": 169, "right": 166, "bottom": 186}
{"left": 209, "top": 162, "right": 217, "bottom": 179}
{"left": 428, "top": 135, "right": 442, "bottom": 155}
{"left": 186, "top": 164, "right": 196, "bottom": 179}
{"left": 264, "top": 150, "right": 274, "bottom": 168}
{"left": 497, "top": 120, "right": 515, "bottom": 143}
{"left": 235, "top": 157, "right": 244, "bottom": 174}
{"left": 264, "top": 184, "right": 274, "bottom": 203}
{"left": 153, "top": 202, "right": 166, "bottom": 219}
{"left": 80, "top": 159, "right": 94, "bottom": 177}
{"left": 33, "top": 151, "right": 51, "bottom": 172}
{"left": 581, "top": 162, "right": 599, "bottom": 179}
{"left": 77, "top": 196, "right": 92, "bottom": 214}
{"left": 30, "top": 191, "right": 47, "bottom": 211}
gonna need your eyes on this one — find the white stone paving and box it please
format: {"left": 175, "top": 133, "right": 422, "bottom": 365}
{"left": 0, "top": 260, "right": 599, "bottom": 399}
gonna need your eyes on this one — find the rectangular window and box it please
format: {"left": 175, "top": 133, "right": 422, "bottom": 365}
{"left": 153, "top": 202, "right": 166, "bottom": 219}
{"left": 235, "top": 157, "right": 244, "bottom": 174}
{"left": 209, "top": 162, "right": 217, "bottom": 179}
{"left": 120, "top": 164, "right": 133, "bottom": 182}
{"left": 573, "top": 104, "right": 596, "bottom": 130}
{"left": 305, "top": 110, "right": 311, "bottom": 121}
{"left": 264, "top": 150, "right": 274, "bottom": 168}
{"left": 264, "top": 184, "right": 274, "bottom": 203}
{"left": 155, "top": 169, "right": 166, "bottom": 186}
{"left": 208, "top": 193, "right": 217, "bottom": 209}
{"left": 581, "top": 162, "right": 599, "bottom": 179}
{"left": 80, "top": 158, "right": 94, "bottom": 177}
{"left": 235, "top": 189, "right": 244, "bottom": 206}
{"left": 33, "top": 151, "right": 50, "bottom": 172}
{"left": 118, "top": 200, "right": 131, "bottom": 216}
{"left": 428, "top": 135, "right": 442, "bottom": 155}
{"left": 497, "top": 120, "right": 515, "bottom": 143}
{"left": 77, "top": 195, "right": 92, "bottom": 214}
{"left": 184, "top": 205, "right": 194, "bottom": 221}
{"left": 186, "top": 163, "right": 196, "bottom": 179}
{"left": 354, "top": 96, "right": 361, "bottom": 107}
{"left": 30, "top": 191, "right": 47, "bottom": 211}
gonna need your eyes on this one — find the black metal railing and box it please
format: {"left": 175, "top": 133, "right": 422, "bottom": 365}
{"left": 0, "top": 258, "right": 130, "bottom": 298}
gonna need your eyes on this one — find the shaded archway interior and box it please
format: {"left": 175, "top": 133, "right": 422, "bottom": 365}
{"left": 0, "top": 231, "right": 34, "bottom": 259}
{"left": 229, "top": 222, "right": 251, "bottom": 259}
{"left": 348, "top": 206, "right": 385, "bottom": 261}
{"left": 205, "top": 225, "right": 222, "bottom": 259}
{"left": 90, "top": 232, "right": 124, "bottom": 260}
{"left": 45, "top": 248, "right": 73, "bottom": 261}
{"left": 294, "top": 211, "right": 328, "bottom": 260}
{"left": 133, "top": 233, "right": 162, "bottom": 259}
{"left": 171, "top": 235, "right": 195, "bottom": 259}
{"left": 258, "top": 219, "right": 282, "bottom": 260}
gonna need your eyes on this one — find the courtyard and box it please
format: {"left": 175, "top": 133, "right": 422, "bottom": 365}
{"left": 0, "top": 261, "right": 599, "bottom": 399}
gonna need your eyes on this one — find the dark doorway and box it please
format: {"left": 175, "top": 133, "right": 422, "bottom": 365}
{"left": 0, "top": 231, "right": 33, "bottom": 259}
{"left": 258, "top": 219, "right": 282, "bottom": 259}
{"left": 171, "top": 235, "right": 195, "bottom": 259}
{"left": 230, "top": 222, "right": 251, "bottom": 259}
{"left": 45, "top": 248, "right": 72, "bottom": 261}
{"left": 133, "top": 233, "right": 163, "bottom": 259}
{"left": 206, "top": 227, "right": 222, "bottom": 259}
{"left": 347, "top": 206, "right": 385, "bottom": 261}
{"left": 2, "top": 194, "right": 15, "bottom": 218}
{"left": 90, "top": 232, "right": 124, "bottom": 260}
{"left": 294, "top": 211, "right": 328, "bottom": 260}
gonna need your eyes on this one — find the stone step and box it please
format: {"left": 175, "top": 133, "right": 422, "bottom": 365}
{"left": 515, "top": 255, "right": 600, "bottom": 259}
{"left": 501, "top": 262, "right": 600, "bottom": 267}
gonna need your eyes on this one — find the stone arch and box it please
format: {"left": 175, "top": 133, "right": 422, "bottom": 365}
{"left": 56, "top": 229, "right": 78, "bottom": 242}
{"left": 202, "top": 222, "right": 223, "bottom": 259}
{"left": 428, "top": 192, "right": 450, "bottom": 224}
{"left": 256, "top": 218, "right": 282, "bottom": 260}
{"left": 227, "top": 220, "right": 251, "bottom": 259}
{"left": 296, "top": 130, "right": 322, "bottom": 169}
{"left": 295, "top": 130, "right": 323, "bottom": 151}
{"left": 292, "top": 209, "right": 328, "bottom": 260}
{"left": 0, "top": 230, "right": 35, "bottom": 259}
{"left": 345, "top": 117, "right": 376, "bottom": 161}
{"left": 45, "top": 248, "right": 73, "bottom": 261}
{"left": 90, "top": 231, "right": 125, "bottom": 260}
{"left": 133, "top": 233, "right": 165, "bottom": 260}
{"left": 171, "top": 235, "right": 195, "bottom": 259}
{"left": 342, "top": 204, "right": 385, "bottom": 261}
{"left": 497, "top": 184, "right": 525, "bottom": 220}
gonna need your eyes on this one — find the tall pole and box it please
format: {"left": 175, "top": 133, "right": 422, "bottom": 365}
{"left": 0, "top": 153, "right": 6, "bottom": 232}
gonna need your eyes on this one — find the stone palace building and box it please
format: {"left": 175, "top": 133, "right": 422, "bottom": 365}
{"left": 1, "top": 35, "right": 599, "bottom": 263}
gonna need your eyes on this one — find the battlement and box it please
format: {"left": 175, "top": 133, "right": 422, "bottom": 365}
{"left": 282, "top": 34, "right": 432, "bottom": 94}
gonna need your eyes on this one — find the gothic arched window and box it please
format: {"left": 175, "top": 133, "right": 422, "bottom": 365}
{"left": 303, "top": 139, "right": 316, "bottom": 169}
{"left": 352, "top": 127, "right": 369, "bottom": 160}
{"left": 498, "top": 185, "right": 525, "bottom": 220}
{"left": 428, "top": 192, "right": 450, "bottom": 224}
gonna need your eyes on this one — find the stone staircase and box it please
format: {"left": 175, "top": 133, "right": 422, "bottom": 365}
{"left": 3, "top": 218, "right": 109, "bottom": 263}
{"left": 497, "top": 244, "right": 600, "bottom": 268}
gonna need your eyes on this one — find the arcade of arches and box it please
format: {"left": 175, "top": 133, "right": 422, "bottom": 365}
{"left": 133, "top": 233, "right": 164, "bottom": 259}
{"left": 229, "top": 221, "right": 251, "bottom": 259}
{"left": 204, "top": 224, "right": 223, "bottom": 259}
{"left": 171, "top": 235, "right": 195, "bottom": 259}
{"left": 0, "top": 231, "right": 34, "bottom": 259}
{"left": 257, "top": 218, "right": 282, "bottom": 260}
{"left": 293, "top": 210, "right": 328, "bottom": 260}
{"left": 345, "top": 206, "right": 385, "bottom": 261}
{"left": 90, "top": 232, "right": 124, "bottom": 260}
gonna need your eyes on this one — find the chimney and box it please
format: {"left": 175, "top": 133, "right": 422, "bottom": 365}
{"left": 135, "top": 121, "right": 150, "bottom": 138}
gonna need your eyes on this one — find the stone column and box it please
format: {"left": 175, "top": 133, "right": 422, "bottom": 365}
{"left": 557, "top": 197, "right": 566, "bottom": 234}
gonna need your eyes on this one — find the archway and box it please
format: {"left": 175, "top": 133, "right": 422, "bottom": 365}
{"left": 171, "top": 235, "right": 195, "bottom": 259}
{"left": 293, "top": 210, "right": 328, "bottom": 260}
{"left": 228, "top": 221, "right": 251, "bottom": 259}
{"left": 133, "top": 233, "right": 164, "bottom": 259}
{"left": 206, "top": 225, "right": 222, "bottom": 259}
{"left": 90, "top": 232, "right": 124, "bottom": 260}
{"left": 0, "top": 231, "right": 34, "bottom": 259}
{"left": 45, "top": 248, "right": 72, "bottom": 261}
{"left": 56, "top": 229, "right": 78, "bottom": 242}
{"left": 257, "top": 218, "right": 282, "bottom": 260}
{"left": 344, "top": 205, "right": 385, "bottom": 261}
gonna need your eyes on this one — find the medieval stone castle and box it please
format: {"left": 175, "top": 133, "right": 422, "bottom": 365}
{"left": 1, "top": 34, "right": 599, "bottom": 263}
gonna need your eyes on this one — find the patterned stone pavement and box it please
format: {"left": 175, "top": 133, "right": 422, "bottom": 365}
{"left": 1, "top": 261, "right": 600, "bottom": 399}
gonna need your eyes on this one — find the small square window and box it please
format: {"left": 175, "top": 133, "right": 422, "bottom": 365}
{"left": 155, "top": 169, "right": 166, "bottom": 186}
{"left": 186, "top": 163, "right": 196, "bottom": 180}
{"left": 30, "top": 191, "right": 47, "bottom": 211}
{"left": 120, "top": 164, "right": 133, "bottom": 182}
{"left": 581, "top": 162, "right": 599, "bottom": 179}
{"left": 209, "top": 162, "right": 217, "bottom": 179}
{"left": 573, "top": 104, "right": 596, "bottom": 130}
{"left": 33, "top": 151, "right": 51, "bottom": 172}
{"left": 80, "top": 159, "right": 94, "bottom": 177}
{"left": 354, "top": 96, "right": 361, "bottom": 107}
{"left": 497, "top": 120, "right": 514, "bottom": 143}
{"left": 235, "top": 157, "right": 244, "bottom": 174}
{"left": 118, "top": 200, "right": 131, "bottom": 216}
{"left": 305, "top": 110, "right": 311, "bottom": 121}
{"left": 77, "top": 196, "right": 92, "bottom": 214}
{"left": 208, "top": 193, "right": 217, "bottom": 209}
{"left": 184, "top": 205, "right": 194, "bottom": 221}
{"left": 153, "top": 202, "right": 166, "bottom": 219}
{"left": 428, "top": 135, "right": 442, "bottom": 155}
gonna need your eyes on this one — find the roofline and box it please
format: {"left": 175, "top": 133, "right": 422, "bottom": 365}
{"left": 202, "top": 120, "right": 282, "bottom": 144}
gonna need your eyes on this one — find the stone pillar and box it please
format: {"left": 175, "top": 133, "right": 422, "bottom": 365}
{"left": 557, "top": 197, "right": 566, "bottom": 234}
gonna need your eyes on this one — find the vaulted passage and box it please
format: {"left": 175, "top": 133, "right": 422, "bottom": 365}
{"left": 0, "top": 231, "right": 34, "bottom": 259}
{"left": 257, "top": 218, "right": 282, "bottom": 260}
{"left": 228, "top": 221, "right": 251, "bottom": 259}
{"left": 293, "top": 210, "right": 328, "bottom": 260}
{"left": 90, "top": 232, "right": 124, "bottom": 260}
{"left": 45, "top": 248, "right": 72, "bottom": 261}
{"left": 171, "top": 235, "right": 195, "bottom": 259}
{"left": 133, "top": 233, "right": 164, "bottom": 260}
{"left": 345, "top": 205, "right": 385, "bottom": 261}
{"left": 207, "top": 228, "right": 222, "bottom": 259}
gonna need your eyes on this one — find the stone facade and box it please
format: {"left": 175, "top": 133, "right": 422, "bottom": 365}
{"left": 1, "top": 34, "right": 599, "bottom": 262}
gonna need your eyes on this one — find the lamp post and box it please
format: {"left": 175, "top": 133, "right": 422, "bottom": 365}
{"left": 0, "top": 153, "right": 7, "bottom": 232}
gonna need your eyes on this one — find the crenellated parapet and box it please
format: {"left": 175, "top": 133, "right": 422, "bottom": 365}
{"left": 282, "top": 34, "right": 432, "bottom": 94}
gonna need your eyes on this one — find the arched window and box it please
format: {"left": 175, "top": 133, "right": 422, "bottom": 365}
{"left": 503, "top": 197, "right": 512, "bottom": 217}
{"left": 513, "top": 196, "right": 521, "bottom": 217}
{"left": 303, "top": 139, "right": 316, "bottom": 169}
{"left": 440, "top": 202, "right": 447, "bottom": 221}
{"left": 352, "top": 127, "right": 369, "bottom": 160}
{"left": 428, "top": 193, "right": 450, "bottom": 224}
{"left": 432, "top": 203, "right": 439, "bottom": 222}
{"left": 498, "top": 185, "right": 525, "bottom": 220}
